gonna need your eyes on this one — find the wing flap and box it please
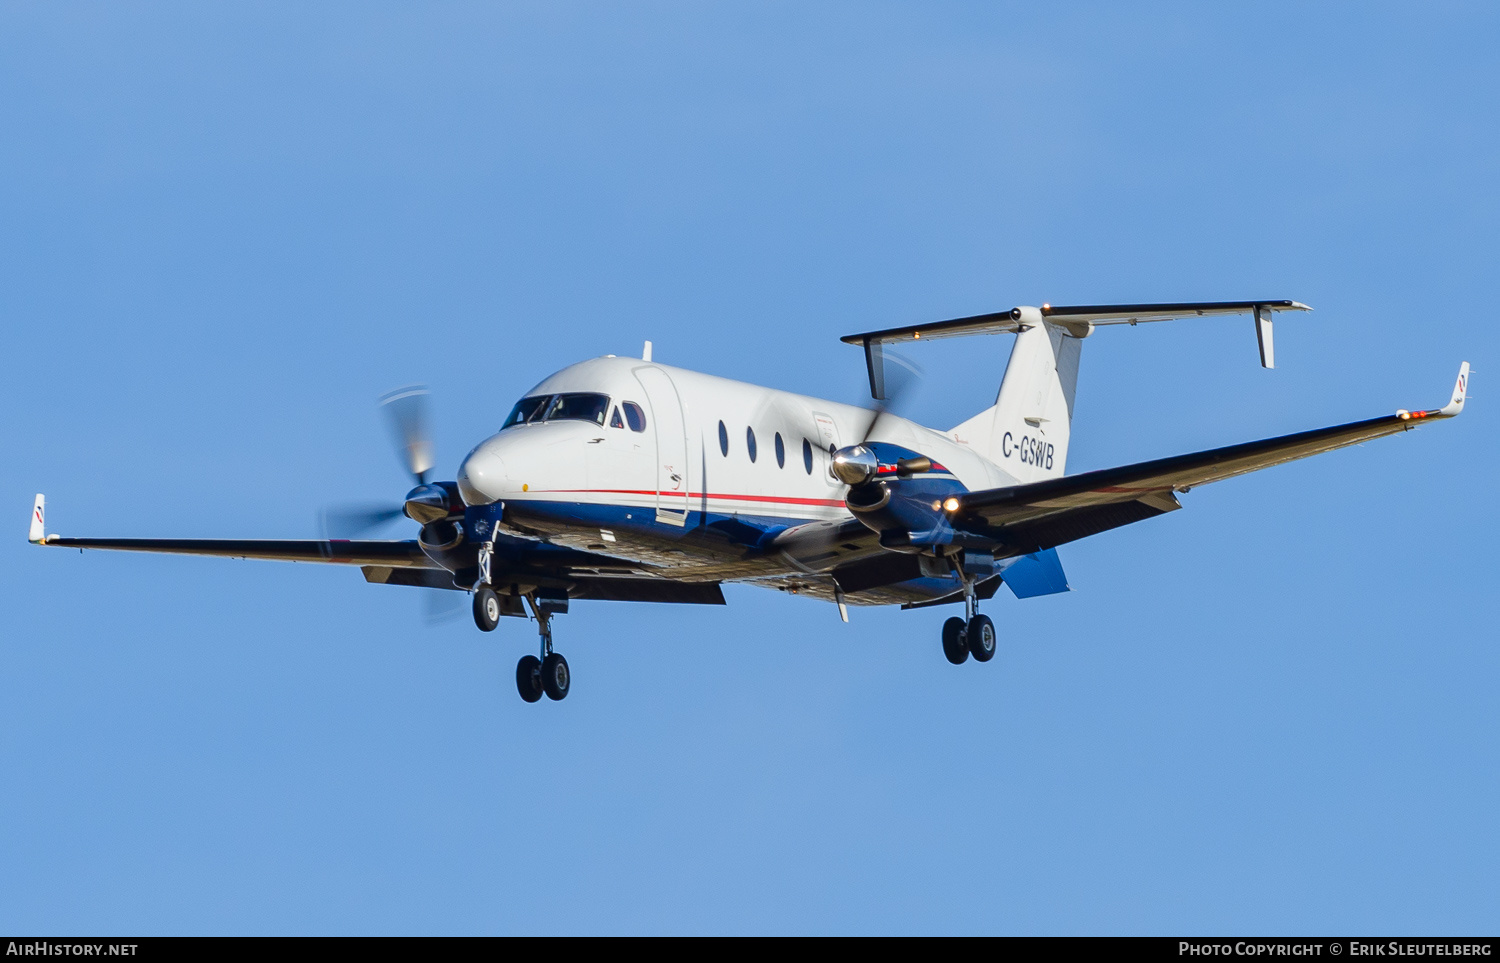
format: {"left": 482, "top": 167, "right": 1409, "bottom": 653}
{"left": 568, "top": 577, "right": 726, "bottom": 605}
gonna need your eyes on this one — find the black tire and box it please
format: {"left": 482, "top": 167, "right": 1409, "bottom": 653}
{"left": 541, "top": 652, "right": 570, "bottom": 701}
{"left": 967, "top": 614, "right": 996, "bottom": 662}
{"left": 473, "top": 586, "right": 501, "bottom": 632}
{"left": 516, "top": 655, "right": 543, "bottom": 703}
{"left": 941, "top": 617, "right": 969, "bottom": 665}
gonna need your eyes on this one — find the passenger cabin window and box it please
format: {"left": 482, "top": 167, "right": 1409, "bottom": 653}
{"left": 746, "top": 427, "right": 758, "bottom": 463}
{"left": 774, "top": 432, "right": 785, "bottom": 468}
{"left": 610, "top": 406, "right": 625, "bottom": 429}
{"left": 622, "top": 402, "right": 647, "bottom": 432}
{"left": 502, "top": 392, "right": 611, "bottom": 429}
{"left": 802, "top": 438, "right": 813, "bottom": 474}
{"left": 502, "top": 395, "right": 549, "bottom": 429}
{"left": 718, "top": 421, "right": 729, "bottom": 456}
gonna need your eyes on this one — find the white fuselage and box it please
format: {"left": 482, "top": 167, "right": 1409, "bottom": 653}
{"left": 456, "top": 356, "right": 1017, "bottom": 574}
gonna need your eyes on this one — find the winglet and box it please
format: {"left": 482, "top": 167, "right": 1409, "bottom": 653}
{"left": 28, "top": 494, "right": 45, "bottom": 544}
{"left": 1438, "top": 362, "right": 1470, "bottom": 417}
{"left": 1396, "top": 362, "right": 1470, "bottom": 422}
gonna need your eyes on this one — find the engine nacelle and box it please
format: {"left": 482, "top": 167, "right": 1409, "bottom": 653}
{"left": 404, "top": 481, "right": 463, "bottom": 524}
{"left": 842, "top": 442, "right": 969, "bottom": 552}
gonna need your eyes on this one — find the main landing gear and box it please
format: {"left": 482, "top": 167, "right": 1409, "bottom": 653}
{"left": 473, "top": 539, "right": 572, "bottom": 704}
{"left": 473, "top": 590, "right": 572, "bottom": 703}
{"left": 940, "top": 571, "right": 996, "bottom": 665}
{"left": 514, "top": 596, "right": 570, "bottom": 703}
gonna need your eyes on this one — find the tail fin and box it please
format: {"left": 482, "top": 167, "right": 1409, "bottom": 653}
{"left": 950, "top": 320, "right": 1083, "bottom": 482}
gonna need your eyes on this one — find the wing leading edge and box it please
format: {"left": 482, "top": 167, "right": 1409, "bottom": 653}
{"left": 26, "top": 499, "right": 724, "bottom": 605}
{"left": 32, "top": 534, "right": 434, "bottom": 567}
{"left": 952, "top": 363, "right": 1470, "bottom": 554}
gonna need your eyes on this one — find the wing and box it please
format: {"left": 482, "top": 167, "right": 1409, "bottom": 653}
{"left": 32, "top": 534, "right": 435, "bottom": 567}
{"left": 26, "top": 502, "right": 727, "bottom": 606}
{"left": 953, "top": 363, "right": 1470, "bottom": 554}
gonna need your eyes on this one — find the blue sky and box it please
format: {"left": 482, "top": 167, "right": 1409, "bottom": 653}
{"left": 2, "top": 2, "right": 1496, "bottom": 935}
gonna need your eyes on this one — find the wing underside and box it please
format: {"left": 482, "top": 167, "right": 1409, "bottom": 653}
{"left": 956, "top": 401, "right": 1459, "bottom": 555}
{"left": 37, "top": 537, "right": 434, "bottom": 566}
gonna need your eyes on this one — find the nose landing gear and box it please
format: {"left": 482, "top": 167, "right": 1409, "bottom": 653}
{"left": 473, "top": 585, "right": 501, "bottom": 632}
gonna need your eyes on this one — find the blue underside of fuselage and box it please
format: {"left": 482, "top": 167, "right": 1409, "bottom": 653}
{"left": 488, "top": 498, "right": 975, "bottom": 603}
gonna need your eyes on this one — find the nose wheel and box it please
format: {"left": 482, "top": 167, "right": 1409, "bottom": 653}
{"left": 473, "top": 586, "right": 501, "bottom": 632}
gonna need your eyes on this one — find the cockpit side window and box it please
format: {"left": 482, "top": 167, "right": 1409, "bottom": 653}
{"left": 622, "top": 402, "right": 647, "bottom": 433}
{"left": 610, "top": 406, "right": 625, "bottom": 429}
{"left": 543, "top": 392, "right": 611, "bottom": 426}
{"left": 502, "top": 395, "right": 550, "bottom": 429}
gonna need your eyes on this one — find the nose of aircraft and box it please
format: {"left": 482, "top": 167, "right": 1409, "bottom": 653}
{"left": 458, "top": 437, "right": 507, "bottom": 506}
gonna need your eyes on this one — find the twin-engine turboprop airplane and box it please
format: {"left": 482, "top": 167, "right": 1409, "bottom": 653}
{"left": 29, "top": 301, "right": 1469, "bottom": 703}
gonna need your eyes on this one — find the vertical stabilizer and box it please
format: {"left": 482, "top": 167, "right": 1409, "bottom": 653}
{"left": 950, "top": 320, "right": 1084, "bottom": 483}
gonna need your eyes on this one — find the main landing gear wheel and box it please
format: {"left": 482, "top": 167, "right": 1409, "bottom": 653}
{"left": 516, "top": 655, "right": 543, "bottom": 702}
{"left": 967, "top": 614, "right": 996, "bottom": 662}
{"left": 541, "top": 653, "right": 570, "bottom": 700}
{"left": 942, "top": 617, "right": 969, "bottom": 665}
{"left": 473, "top": 586, "right": 501, "bottom": 632}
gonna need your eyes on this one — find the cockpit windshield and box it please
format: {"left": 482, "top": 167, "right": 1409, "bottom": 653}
{"left": 502, "top": 395, "right": 550, "bottom": 429}
{"left": 502, "top": 392, "right": 611, "bottom": 429}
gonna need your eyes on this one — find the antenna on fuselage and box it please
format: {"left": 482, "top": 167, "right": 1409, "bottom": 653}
{"left": 642, "top": 340, "right": 653, "bottom": 362}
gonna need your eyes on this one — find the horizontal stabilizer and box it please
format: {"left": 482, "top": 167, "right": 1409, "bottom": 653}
{"left": 844, "top": 300, "right": 1310, "bottom": 396}
{"left": 843, "top": 300, "right": 1309, "bottom": 345}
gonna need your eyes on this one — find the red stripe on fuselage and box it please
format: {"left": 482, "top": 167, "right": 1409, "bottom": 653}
{"left": 529, "top": 488, "right": 848, "bottom": 508}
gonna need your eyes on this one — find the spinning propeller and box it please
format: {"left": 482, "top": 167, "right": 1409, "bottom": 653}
{"left": 782, "top": 352, "right": 940, "bottom": 565}
{"left": 317, "top": 385, "right": 468, "bottom": 626}
{"left": 318, "top": 385, "right": 457, "bottom": 536}
{"left": 827, "top": 353, "right": 933, "bottom": 487}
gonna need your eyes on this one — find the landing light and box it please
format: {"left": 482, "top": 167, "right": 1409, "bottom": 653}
{"left": 943, "top": 497, "right": 960, "bottom": 513}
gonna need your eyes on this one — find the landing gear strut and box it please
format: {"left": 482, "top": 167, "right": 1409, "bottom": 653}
{"left": 515, "top": 593, "right": 570, "bottom": 702}
{"left": 941, "top": 564, "right": 996, "bottom": 665}
{"left": 475, "top": 533, "right": 574, "bottom": 703}
{"left": 473, "top": 535, "right": 501, "bottom": 632}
